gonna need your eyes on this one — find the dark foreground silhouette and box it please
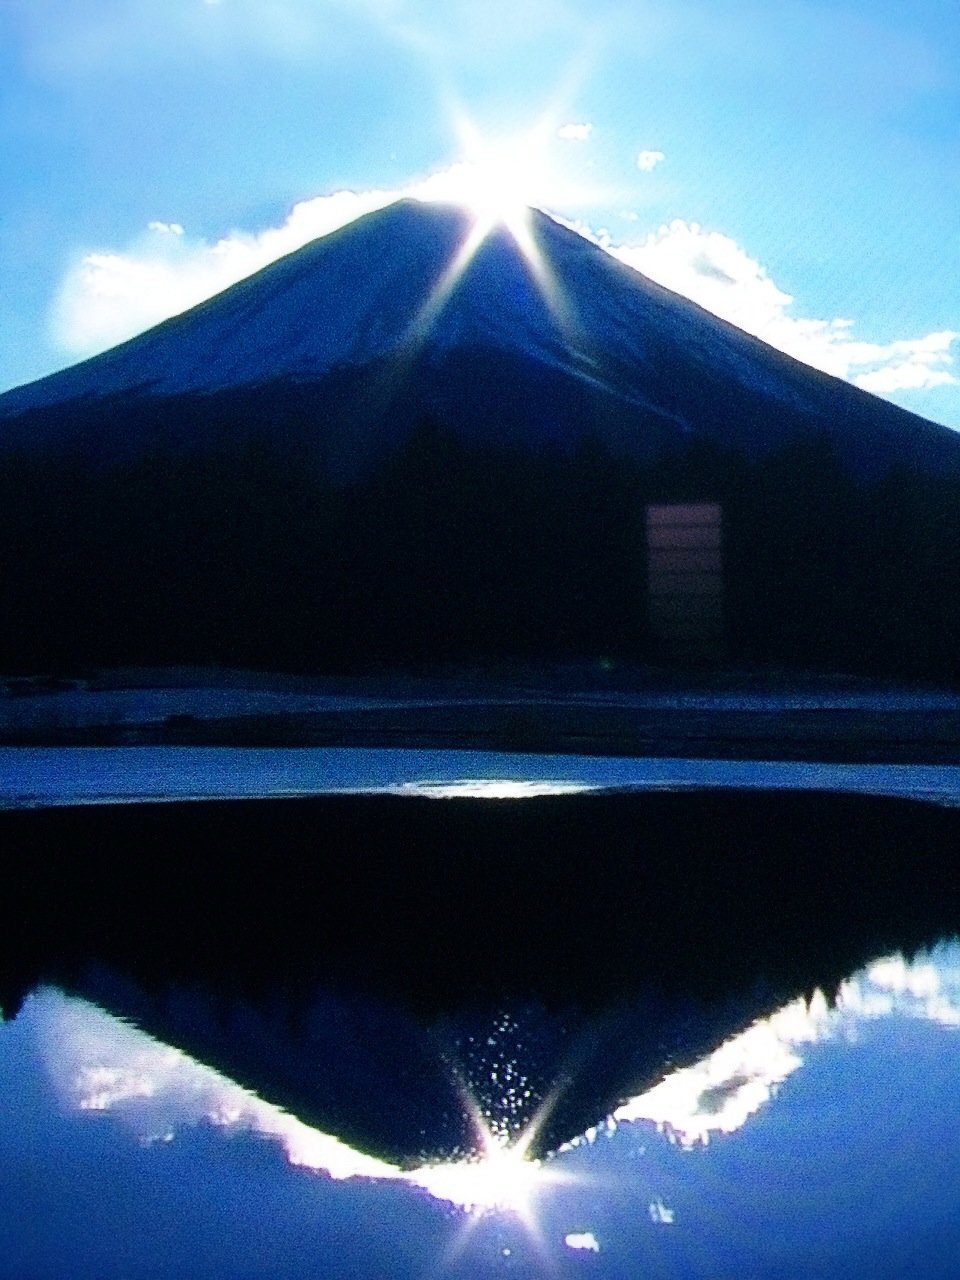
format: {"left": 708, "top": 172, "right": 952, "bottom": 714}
{"left": 2, "top": 788, "right": 959, "bottom": 1162}
{"left": 4, "top": 423, "right": 960, "bottom": 681}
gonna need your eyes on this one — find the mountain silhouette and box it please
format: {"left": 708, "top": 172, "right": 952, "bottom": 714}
{"left": 1, "top": 199, "right": 957, "bottom": 477}
{"left": 2, "top": 199, "right": 960, "bottom": 678}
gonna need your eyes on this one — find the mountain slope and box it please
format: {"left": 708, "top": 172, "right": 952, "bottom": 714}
{"left": 1, "top": 199, "right": 956, "bottom": 478}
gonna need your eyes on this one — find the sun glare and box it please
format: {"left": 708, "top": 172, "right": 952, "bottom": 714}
{"left": 421, "top": 120, "right": 557, "bottom": 231}
{"left": 406, "top": 1062, "right": 576, "bottom": 1244}
{"left": 411, "top": 1133, "right": 545, "bottom": 1217}
{"left": 405, "top": 114, "right": 584, "bottom": 342}
{"left": 436, "top": 157, "right": 531, "bottom": 238}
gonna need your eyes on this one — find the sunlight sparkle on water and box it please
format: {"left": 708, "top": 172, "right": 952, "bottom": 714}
{"left": 411, "top": 1136, "right": 545, "bottom": 1216}
{"left": 565, "top": 1231, "right": 601, "bottom": 1252}
{"left": 396, "top": 778, "right": 598, "bottom": 799}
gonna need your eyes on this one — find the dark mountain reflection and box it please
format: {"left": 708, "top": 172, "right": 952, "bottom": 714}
{"left": 6, "top": 942, "right": 960, "bottom": 1279}
{"left": 3, "top": 788, "right": 960, "bottom": 1162}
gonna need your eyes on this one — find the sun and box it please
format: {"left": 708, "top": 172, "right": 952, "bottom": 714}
{"left": 420, "top": 117, "right": 563, "bottom": 234}
{"left": 407, "top": 115, "right": 582, "bottom": 341}
{"left": 435, "top": 157, "right": 526, "bottom": 235}
{"left": 414, "top": 120, "right": 558, "bottom": 294}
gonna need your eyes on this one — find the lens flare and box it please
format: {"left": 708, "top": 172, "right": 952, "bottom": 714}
{"left": 410, "top": 1131, "right": 546, "bottom": 1217}
{"left": 407, "top": 116, "right": 582, "bottom": 344}
{"left": 411, "top": 1081, "right": 578, "bottom": 1276}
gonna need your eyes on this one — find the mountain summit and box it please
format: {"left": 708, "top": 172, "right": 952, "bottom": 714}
{"left": 1, "top": 199, "right": 956, "bottom": 476}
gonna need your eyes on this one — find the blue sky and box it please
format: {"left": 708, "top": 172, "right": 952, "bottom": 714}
{"left": 2, "top": 0, "right": 959, "bottom": 428}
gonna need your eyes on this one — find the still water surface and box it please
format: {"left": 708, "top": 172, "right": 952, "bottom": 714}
{"left": 5, "top": 745, "right": 960, "bottom": 807}
{"left": 6, "top": 941, "right": 960, "bottom": 1278}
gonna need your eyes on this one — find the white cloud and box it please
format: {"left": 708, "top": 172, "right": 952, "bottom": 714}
{"left": 605, "top": 219, "right": 959, "bottom": 395}
{"left": 147, "top": 221, "right": 184, "bottom": 236}
{"left": 636, "top": 149, "right": 665, "bottom": 172}
{"left": 852, "top": 334, "right": 959, "bottom": 393}
{"left": 557, "top": 122, "right": 593, "bottom": 141}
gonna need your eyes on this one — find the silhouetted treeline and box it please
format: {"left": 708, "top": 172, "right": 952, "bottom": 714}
{"left": 2, "top": 414, "right": 960, "bottom": 678}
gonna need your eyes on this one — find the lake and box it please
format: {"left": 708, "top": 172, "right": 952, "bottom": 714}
{"left": 3, "top": 751, "right": 960, "bottom": 1276}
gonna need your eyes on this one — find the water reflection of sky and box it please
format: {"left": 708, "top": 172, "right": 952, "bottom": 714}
{"left": 6, "top": 746, "right": 960, "bottom": 808}
{"left": 7, "top": 943, "right": 960, "bottom": 1277}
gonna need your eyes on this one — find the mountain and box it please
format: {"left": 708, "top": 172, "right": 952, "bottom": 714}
{"left": 2, "top": 198, "right": 960, "bottom": 678}
{"left": 1, "top": 198, "right": 957, "bottom": 477}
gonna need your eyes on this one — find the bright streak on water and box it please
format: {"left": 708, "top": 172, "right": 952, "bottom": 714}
{"left": 10, "top": 944, "right": 960, "bottom": 1275}
{"left": 610, "top": 990, "right": 832, "bottom": 1148}
{"left": 394, "top": 778, "right": 598, "bottom": 799}
{"left": 36, "top": 989, "right": 400, "bottom": 1184}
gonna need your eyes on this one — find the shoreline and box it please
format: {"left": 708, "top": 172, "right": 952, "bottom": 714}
{"left": 2, "top": 697, "right": 959, "bottom": 765}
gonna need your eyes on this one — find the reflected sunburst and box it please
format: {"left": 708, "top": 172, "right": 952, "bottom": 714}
{"left": 412, "top": 1074, "right": 579, "bottom": 1275}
